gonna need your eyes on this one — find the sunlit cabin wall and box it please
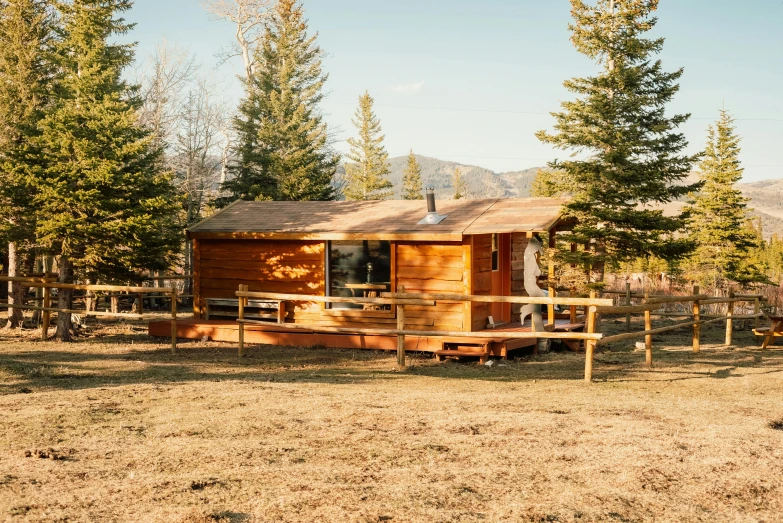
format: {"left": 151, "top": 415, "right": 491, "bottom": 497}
{"left": 394, "top": 241, "right": 466, "bottom": 332}
{"left": 193, "top": 239, "right": 324, "bottom": 318}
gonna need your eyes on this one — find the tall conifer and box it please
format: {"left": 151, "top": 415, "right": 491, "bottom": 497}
{"left": 452, "top": 167, "right": 467, "bottom": 200}
{"left": 537, "top": 0, "right": 699, "bottom": 280}
{"left": 684, "top": 110, "right": 760, "bottom": 287}
{"left": 220, "top": 0, "right": 337, "bottom": 203}
{"left": 344, "top": 91, "right": 393, "bottom": 201}
{"left": 0, "top": 0, "right": 55, "bottom": 327}
{"left": 36, "top": 0, "right": 179, "bottom": 340}
{"left": 401, "top": 150, "right": 423, "bottom": 200}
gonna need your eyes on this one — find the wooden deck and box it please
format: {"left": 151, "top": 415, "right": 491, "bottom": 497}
{"left": 149, "top": 319, "right": 582, "bottom": 358}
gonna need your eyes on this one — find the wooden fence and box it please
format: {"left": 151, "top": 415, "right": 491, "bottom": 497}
{"left": 594, "top": 286, "right": 765, "bottom": 372}
{"left": 0, "top": 276, "right": 179, "bottom": 353}
{"left": 234, "top": 286, "right": 612, "bottom": 381}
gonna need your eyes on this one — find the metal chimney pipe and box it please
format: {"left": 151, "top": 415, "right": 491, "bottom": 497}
{"left": 418, "top": 188, "right": 447, "bottom": 225}
{"left": 426, "top": 188, "right": 436, "bottom": 213}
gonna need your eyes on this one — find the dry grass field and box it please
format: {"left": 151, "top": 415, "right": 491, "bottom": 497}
{"left": 1, "top": 318, "right": 782, "bottom": 522}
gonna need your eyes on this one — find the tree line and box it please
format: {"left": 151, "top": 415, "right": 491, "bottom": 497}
{"left": 0, "top": 0, "right": 775, "bottom": 339}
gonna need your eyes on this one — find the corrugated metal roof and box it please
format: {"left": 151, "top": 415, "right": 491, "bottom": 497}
{"left": 188, "top": 198, "right": 566, "bottom": 239}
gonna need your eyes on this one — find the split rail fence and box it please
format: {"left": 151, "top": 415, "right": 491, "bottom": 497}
{"left": 0, "top": 276, "right": 772, "bottom": 383}
{"left": 234, "top": 285, "right": 612, "bottom": 381}
{"left": 0, "top": 276, "right": 179, "bottom": 353}
{"left": 594, "top": 286, "right": 765, "bottom": 374}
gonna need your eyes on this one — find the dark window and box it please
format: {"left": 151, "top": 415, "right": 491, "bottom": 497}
{"left": 491, "top": 234, "right": 499, "bottom": 272}
{"left": 327, "top": 240, "right": 391, "bottom": 310}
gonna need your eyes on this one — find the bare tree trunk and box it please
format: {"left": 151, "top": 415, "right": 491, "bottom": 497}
{"left": 55, "top": 256, "right": 74, "bottom": 341}
{"left": 6, "top": 242, "right": 24, "bottom": 328}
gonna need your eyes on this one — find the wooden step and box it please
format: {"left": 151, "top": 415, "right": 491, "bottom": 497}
{"left": 553, "top": 322, "right": 585, "bottom": 332}
{"left": 434, "top": 349, "right": 490, "bottom": 364}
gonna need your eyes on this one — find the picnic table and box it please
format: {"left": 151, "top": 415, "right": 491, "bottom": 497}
{"left": 754, "top": 314, "right": 783, "bottom": 348}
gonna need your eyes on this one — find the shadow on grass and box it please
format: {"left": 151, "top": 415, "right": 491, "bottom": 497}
{"left": 1, "top": 323, "right": 783, "bottom": 393}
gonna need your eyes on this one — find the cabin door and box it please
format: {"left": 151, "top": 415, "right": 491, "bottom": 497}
{"left": 490, "top": 233, "right": 511, "bottom": 323}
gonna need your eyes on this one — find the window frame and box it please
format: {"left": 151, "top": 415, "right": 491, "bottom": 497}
{"left": 322, "top": 239, "right": 395, "bottom": 317}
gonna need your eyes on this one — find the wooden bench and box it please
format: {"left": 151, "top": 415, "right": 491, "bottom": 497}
{"left": 205, "top": 298, "right": 285, "bottom": 323}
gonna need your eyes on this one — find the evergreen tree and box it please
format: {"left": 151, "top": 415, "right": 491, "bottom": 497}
{"left": 36, "top": 0, "right": 180, "bottom": 340}
{"left": 0, "top": 0, "right": 55, "bottom": 327}
{"left": 401, "top": 150, "right": 423, "bottom": 200}
{"left": 220, "top": 0, "right": 337, "bottom": 203}
{"left": 684, "top": 110, "right": 761, "bottom": 287}
{"left": 344, "top": 91, "right": 393, "bottom": 201}
{"left": 530, "top": 168, "right": 573, "bottom": 198}
{"left": 536, "top": 0, "right": 699, "bottom": 281}
{"left": 734, "top": 218, "right": 770, "bottom": 286}
{"left": 452, "top": 167, "right": 467, "bottom": 200}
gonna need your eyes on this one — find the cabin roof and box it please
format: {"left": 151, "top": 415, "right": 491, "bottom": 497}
{"left": 187, "top": 198, "right": 567, "bottom": 241}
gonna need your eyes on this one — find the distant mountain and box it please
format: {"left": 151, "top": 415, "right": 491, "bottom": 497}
{"left": 381, "top": 155, "right": 542, "bottom": 199}
{"left": 342, "top": 155, "right": 783, "bottom": 239}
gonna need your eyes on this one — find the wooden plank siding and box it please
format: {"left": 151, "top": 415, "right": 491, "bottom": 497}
{"left": 470, "top": 234, "right": 493, "bottom": 331}
{"left": 395, "top": 242, "right": 465, "bottom": 332}
{"left": 194, "top": 238, "right": 469, "bottom": 332}
{"left": 196, "top": 239, "right": 325, "bottom": 319}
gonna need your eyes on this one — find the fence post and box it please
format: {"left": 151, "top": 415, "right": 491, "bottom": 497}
{"left": 170, "top": 288, "right": 177, "bottom": 355}
{"left": 238, "top": 284, "right": 246, "bottom": 357}
{"left": 584, "top": 292, "right": 597, "bottom": 383}
{"left": 41, "top": 284, "right": 50, "bottom": 340}
{"left": 138, "top": 292, "right": 144, "bottom": 316}
{"left": 396, "top": 285, "right": 406, "bottom": 369}
{"left": 277, "top": 300, "right": 286, "bottom": 324}
{"left": 644, "top": 292, "right": 652, "bottom": 368}
{"left": 692, "top": 285, "right": 700, "bottom": 353}
{"left": 725, "top": 291, "right": 734, "bottom": 346}
{"left": 625, "top": 281, "right": 631, "bottom": 331}
{"left": 754, "top": 296, "right": 761, "bottom": 331}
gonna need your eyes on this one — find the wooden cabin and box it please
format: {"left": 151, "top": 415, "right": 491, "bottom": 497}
{"left": 151, "top": 197, "right": 569, "bottom": 356}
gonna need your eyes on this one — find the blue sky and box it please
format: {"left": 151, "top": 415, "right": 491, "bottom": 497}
{"left": 126, "top": 0, "right": 783, "bottom": 182}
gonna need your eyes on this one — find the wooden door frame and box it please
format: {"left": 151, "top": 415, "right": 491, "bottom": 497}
{"left": 491, "top": 233, "right": 512, "bottom": 323}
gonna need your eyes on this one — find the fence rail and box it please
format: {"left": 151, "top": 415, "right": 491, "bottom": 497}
{"left": 235, "top": 286, "right": 609, "bottom": 377}
{"left": 593, "top": 287, "right": 765, "bottom": 370}
{"left": 0, "top": 276, "right": 178, "bottom": 353}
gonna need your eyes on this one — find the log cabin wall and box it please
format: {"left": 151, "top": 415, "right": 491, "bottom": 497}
{"left": 470, "top": 234, "right": 493, "bottom": 331}
{"left": 195, "top": 239, "right": 324, "bottom": 318}
{"left": 394, "top": 241, "right": 465, "bottom": 332}
{"left": 511, "top": 233, "right": 530, "bottom": 318}
{"left": 194, "top": 237, "right": 472, "bottom": 332}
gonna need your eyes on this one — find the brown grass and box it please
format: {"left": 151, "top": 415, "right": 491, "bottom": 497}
{"left": 1, "top": 318, "right": 782, "bottom": 522}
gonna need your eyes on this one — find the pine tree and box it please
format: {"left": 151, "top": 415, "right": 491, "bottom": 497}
{"left": 0, "top": 0, "right": 55, "bottom": 327}
{"left": 684, "top": 110, "right": 760, "bottom": 288}
{"left": 734, "top": 218, "right": 770, "bottom": 286}
{"left": 220, "top": 0, "right": 337, "bottom": 204}
{"left": 536, "top": 0, "right": 699, "bottom": 281}
{"left": 344, "top": 91, "right": 393, "bottom": 201}
{"left": 401, "top": 150, "right": 423, "bottom": 200}
{"left": 36, "top": 0, "right": 180, "bottom": 340}
{"left": 452, "top": 167, "right": 467, "bottom": 200}
{"left": 530, "top": 168, "right": 573, "bottom": 198}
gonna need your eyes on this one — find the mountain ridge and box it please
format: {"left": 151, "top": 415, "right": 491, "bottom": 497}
{"left": 381, "top": 155, "right": 783, "bottom": 239}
